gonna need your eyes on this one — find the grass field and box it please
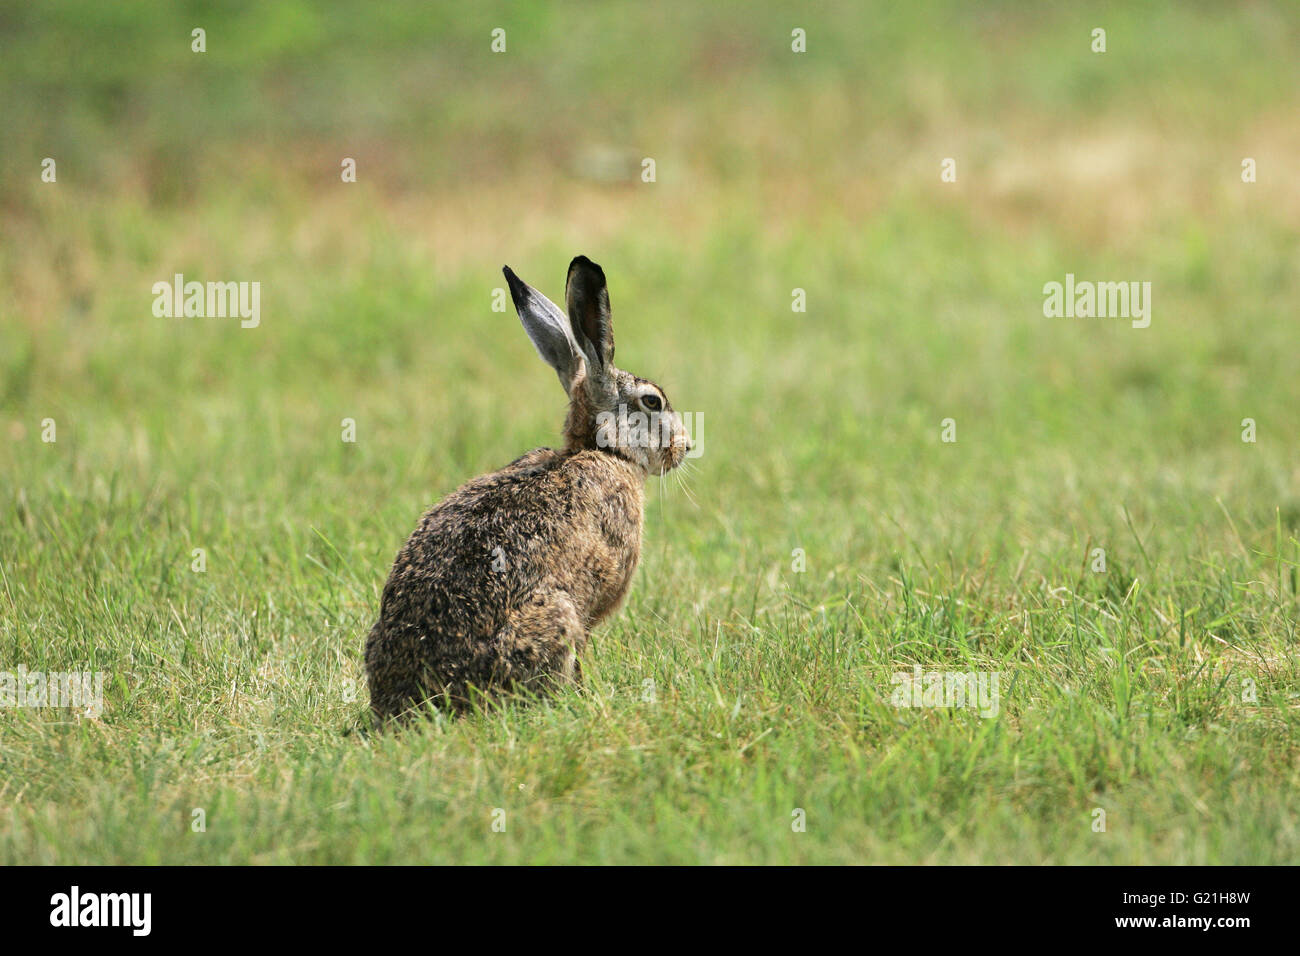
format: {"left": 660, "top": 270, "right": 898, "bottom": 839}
{"left": 2, "top": 1, "right": 1299, "bottom": 864}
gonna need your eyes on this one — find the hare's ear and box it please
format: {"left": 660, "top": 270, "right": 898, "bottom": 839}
{"left": 565, "top": 255, "right": 614, "bottom": 373}
{"left": 504, "top": 265, "right": 586, "bottom": 392}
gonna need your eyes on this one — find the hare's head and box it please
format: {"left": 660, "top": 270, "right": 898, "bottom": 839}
{"left": 504, "top": 256, "right": 691, "bottom": 476}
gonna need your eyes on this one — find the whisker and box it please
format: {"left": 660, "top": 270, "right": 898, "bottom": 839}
{"left": 673, "top": 460, "right": 699, "bottom": 507}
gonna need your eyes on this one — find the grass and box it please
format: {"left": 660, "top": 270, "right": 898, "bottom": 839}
{"left": 1, "top": 0, "right": 1298, "bottom": 864}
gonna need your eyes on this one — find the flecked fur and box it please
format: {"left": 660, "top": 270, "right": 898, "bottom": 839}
{"left": 365, "top": 256, "right": 690, "bottom": 720}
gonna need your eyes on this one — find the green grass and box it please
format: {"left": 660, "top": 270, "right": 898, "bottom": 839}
{"left": 2, "top": 0, "right": 1299, "bottom": 864}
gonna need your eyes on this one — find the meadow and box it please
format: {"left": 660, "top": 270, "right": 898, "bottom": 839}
{"left": 1, "top": 1, "right": 1298, "bottom": 864}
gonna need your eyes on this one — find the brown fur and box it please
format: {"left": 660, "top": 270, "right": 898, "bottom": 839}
{"left": 364, "top": 257, "right": 689, "bottom": 721}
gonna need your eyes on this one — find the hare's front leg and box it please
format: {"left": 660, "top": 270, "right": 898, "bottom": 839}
{"left": 492, "top": 588, "right": 588, "bottom": 695}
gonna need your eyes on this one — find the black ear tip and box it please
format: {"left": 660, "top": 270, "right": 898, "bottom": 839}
{"left": 502, "top": 266, "right": 529, "bottom": 307}
{"left": 568, "top": 255, "right": 605, "bottom": 281}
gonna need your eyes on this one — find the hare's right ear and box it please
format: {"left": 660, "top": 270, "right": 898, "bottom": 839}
{"left": 503, "top": 266, "right": 586, "bottom": 392}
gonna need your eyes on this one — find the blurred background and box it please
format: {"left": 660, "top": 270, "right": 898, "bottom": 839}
{"left": 4, "top": 1, "right": 1299, "bottom": 588}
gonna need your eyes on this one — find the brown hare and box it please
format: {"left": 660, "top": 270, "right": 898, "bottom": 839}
{"left": 365, "top": 256, "right": 691, "bottom": 720}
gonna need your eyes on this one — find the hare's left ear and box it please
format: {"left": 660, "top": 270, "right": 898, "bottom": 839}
{"left": 565, "top": 255, "right": 614, "bottom": 373}
{"left": 504, "top": 265, "right": 587, "bottom": 393}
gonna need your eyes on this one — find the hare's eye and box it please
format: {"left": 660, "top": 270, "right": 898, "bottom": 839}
{"left": 640, "top": 394, "right": 662, "bottom": 412}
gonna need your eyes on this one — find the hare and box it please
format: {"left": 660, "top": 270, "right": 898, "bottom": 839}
{"left": 365, "top": 256, "right": 692, "bottom": 720}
